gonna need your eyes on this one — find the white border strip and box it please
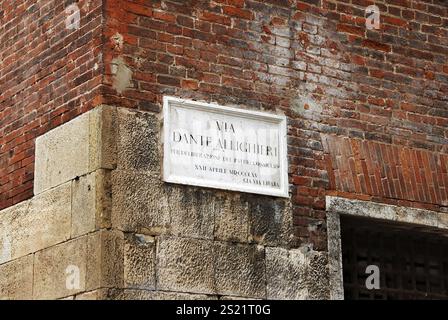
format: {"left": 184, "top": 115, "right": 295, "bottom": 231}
{"left": 162, "top": 96, "right": 289, "bottom": 198}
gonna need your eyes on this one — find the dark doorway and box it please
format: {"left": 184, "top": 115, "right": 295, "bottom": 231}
{"left": 341, "top": 215, "right": 448, "bottom": 300}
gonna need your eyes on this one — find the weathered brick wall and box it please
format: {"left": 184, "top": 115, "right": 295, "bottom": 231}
{"left": 0, "top": 0, "right": 103, "bottom": 210}
{"left": 1, "top": 0, "right": 448, "bottom": 253}
{"left": 100, "top": 0, "right": 448, "bottom": 251}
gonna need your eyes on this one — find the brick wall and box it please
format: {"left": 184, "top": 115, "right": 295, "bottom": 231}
{"left": 101, "top": 0, "right": 448, "bottom": 250}
{"left": 0, "top": 0, "right": 103, "bottom": 209}
{"left": 1, "top": 0, "right": 447, "bottom": 251}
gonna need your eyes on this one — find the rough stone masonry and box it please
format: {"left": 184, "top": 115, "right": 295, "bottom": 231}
{"left": 0, "top": 0, "right": 447, "bottom": 299}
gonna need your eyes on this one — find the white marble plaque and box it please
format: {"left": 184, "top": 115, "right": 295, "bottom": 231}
{"left": 163, "top": 96, "right": 289, "bottom": 197}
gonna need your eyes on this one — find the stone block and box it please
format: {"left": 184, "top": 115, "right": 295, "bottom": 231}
{"left": 116, "top": 108, "right": 160, "bottom": 173}
{"left": 113, "top": 170, "right": 217, "bottom": 239}
{"left": 326, "top": 212, "right": 344, "bottom": 300}
{"left": 306, "top": 251, "right": 330, "bottom": 300}
{"left": 437, "top": 212, "right": 448, "bottom": 230}
{"left": 32, "top": 229, "right": 124, "bottom": 300}
{"left": 72, "top": 169, "right": 112, "bottom": 238}
{"left": 214, "top": 242, "right": 266, "bottom": 298}
{"left": 86, "top": 230, "right": 124, "bottom": 290}
{"left": 266, "top": 247, "right": 329, "bottom": 300}
{"left": 111, "top": 171, "right": 170, "bottom": 233}
{"left": 118, "top": 290, "right": 216, "bottom": 300}
{"left": 89, "top": 105, "right": 117, "bottom": 171}
{"left": 266, "top": 247, "right": 308, "bottom": 299}
{"left": 34, "top": 106, "right": 116, "bottom": 194}
{"left": 33, "top": 237, "right": 88, "bottom": 299}
{"left": 156, "top": 237, "right": 215, "bottom": 294}
{"left": 169, "top": 187, "right": 215, "bottom": 240}
{"left": 0, "top": 255, "right": 33, "bottom": 300}
{"left": 34, "top": 112, "right": 89, "bottom": 194}
{"left": 396, "top": 206, "right": 438, "bottom": 228}
{"left": 326, "top": 196, "right": 396, "bottom": 221}
{"left": 0, "top": 201, "right": 29, "bottom": 264}
{"left": 327, "top": 196, "right": 444, "bottom": 231}
{"left": 124, "top": 233, "right": 156, "bottom": 290}
{"left": 244, "top": 194, "right": 293, "bottom": 246}
{"left": 214, "top": 194, "right": 250, "bottom": 243}
{"left": 0, "top": 183, "right": 71, "bottom": 263}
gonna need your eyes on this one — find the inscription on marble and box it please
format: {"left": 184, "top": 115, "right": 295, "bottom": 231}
{"left": 163, "top": 96, "right": 288, "bottom": 197}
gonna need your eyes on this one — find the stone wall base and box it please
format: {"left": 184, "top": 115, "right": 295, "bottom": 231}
{"left": 0, "top": 106, "right": 329, "bottom": 300}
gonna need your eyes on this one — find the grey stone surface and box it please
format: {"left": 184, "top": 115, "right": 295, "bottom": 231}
{"left": 266, "top": 247, "right": 308, "bottom": 300}
{"left": 437, "top": 212, "right": 448, "bottom": 230}
{"left": 124, "top": 233, "right": 156, "bottom": 290}
{"left": 214, "top": 194, "right": 250, "bottom": 243}
{"left": 20, "top": 183, "right": 72, "bottom": 258}
{"left": 0, "top": 183, "right": 71, "bottom": 263}
{"left": 157, "top": 237, "right": 215, "bottom": 294}
{"left": 89, "top": 105, "right": 117, "bottom": 170}
{"left": 86, "top": 230, "right": 124, "bottom": 290}
{"left": 266, "top": 247, "right": 329, "bottom": 300}
{"left": 112, "top": 171, "right": 171, "bottom": 233}
{"left": 116, "top": 108, "right": 160, "bottom": 173}
{"left": 326, "top": 196, "right": 396, "bottom": 221}
{"left": 327, "top": 195, "right": 447, "bottom": 230}
{"left": 72, "top": 170, "right": 112, "bottom": 238}
{"left": 34, "top": 112, "right": 90, "bottom": 194}
{"left": 72, "top": 173, "right": 96, "bottom": 237}
{"left": 118, "top": 289, "right": 217, "bottom": 300}
{"left": 33, "top": 237, "right": 88, "bottom": 299}
{"left": 396, "top": 206, "right": 438, "bottom": 227}
{"left": 169, "top": 187, "right": 216, "bottom": 240}
{"left": 306, "top": 251, "right": 330, "bottom": 300}
{"left": 0, "top": 201, "right": 29, "bottom": 264}
{"left": 326, "top": 212, "right": 344, "bottom": 300}
{"left": 215, "top": 242, "right": 266, "bottom": 298}
{"left": 244, "top": 195, "right": 294, "bottom": 247}
{"left": 113, "top": 171, "right": 253, "bottom": 241}
{"left": 0, "top": 254, "right": 33, "bottom": 300}
{"left": 34, "top": 106, "right": 116, "bottom": 194}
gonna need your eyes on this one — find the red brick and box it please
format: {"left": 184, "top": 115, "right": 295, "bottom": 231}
{"left": 200, "top": 11, "right": 231, "bottom": 25}
{"left": 227, "top": 0, "right": 244, "bottom": 7}
{"left": 351, "top": 55, "right": 365, "bottom": 66}
{"left": 223, "top": 6, "right": 253, "bottom": 20}
{"left": 181, "top": 79, "right": 199, "bottom": 90}
{"left": 153, "top": 11, "right": 176, "bottom": 23}
{"left": 370, "top": 69, "right": 385, "bottom": 78}
{"left": 362, "top": 39, "right": 391, "bottom": 52}
{"left": 383, "top": 16, "right": 408, "bottom": 27}
{"left": 337, "top": 23, "right": 365, "bottom": 36}
{"left": 157, "top": 75, "right": 181, "bottom": 86}
{"left": 126, "top": 3, "right": 153, "bottom": 17}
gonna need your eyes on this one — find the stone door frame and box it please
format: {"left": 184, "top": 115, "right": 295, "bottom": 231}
{"left": 326, "top": 195, "right": 448, "bottom": 300}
